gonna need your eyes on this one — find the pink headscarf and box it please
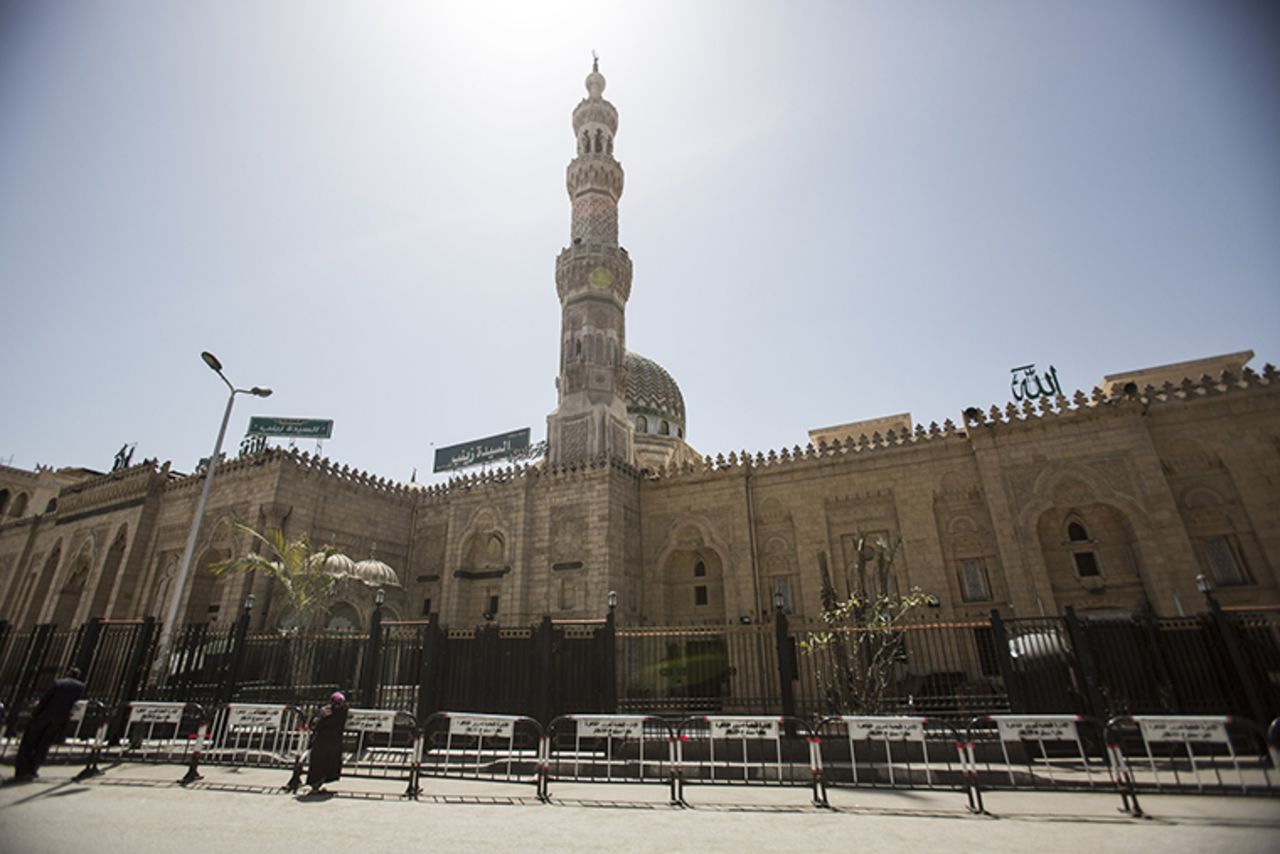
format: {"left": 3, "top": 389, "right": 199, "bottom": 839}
{"left": 330, "top": 691, "right": 346, "bottom": 705}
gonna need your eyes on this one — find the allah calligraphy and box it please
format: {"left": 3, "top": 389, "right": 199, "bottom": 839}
{"left": 1010, "top": 364, "right": 1063, "bottom": 402}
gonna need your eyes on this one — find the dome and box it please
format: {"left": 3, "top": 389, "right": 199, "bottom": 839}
{"left": 310, "top": 551, "right": 356, "bottom": 578}
{"left": 625, "top": 351, "right": 686, "bottom": 436}
{"left": 353, "top": 556, "right": 401, "bottom": 589}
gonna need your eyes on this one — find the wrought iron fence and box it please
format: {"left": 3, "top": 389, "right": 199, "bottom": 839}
{"left": 0, "top": 606, "right": 1276, "bottom": 731}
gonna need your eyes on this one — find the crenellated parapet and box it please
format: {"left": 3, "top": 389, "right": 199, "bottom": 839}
{"left": 641, "top": 364, "right": 1277, "bottom": 486}
{"left": 963, "top": 363, "right": 1277, "bottom": 433}
{"left": 643, "top": 419, "right": 969, "bottom": 484}
{"left": 282, "top": 449, "right": 418, "bottom": 502}
{"left": 414, "top": 451, "right": 642, "bottom": 505}
{"left": 57, "top": 459, "right": 169, "bottom": 516}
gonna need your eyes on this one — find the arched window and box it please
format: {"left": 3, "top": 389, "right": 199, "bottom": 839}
{"left": 635, "top": 415, "right": 648, "bottom": 433}
{"left": 659, "top": 420, "right": 670, "bottom": 436}
{"left": 326, "top": 602, "right": 361, "bottom": 632}
{"left": 1065, "top": 519, "right": 1101, "bottom": 577}
{"left": 45, "top": 498, "right": 58, "bottom": 514}
{"left": 9, "top": 492, "right": 28, "bottom": 518}
{"left": 0, "top": 489, "right": 9, "bottom": 516}
{"left": 594, "top": 129, "right": 603, "bottom": 152}
{"left": 677, "top": 427, "right": 683, "bottom": 439}
{"left": 694, "top": 561, "right": 706, "bottom": 578}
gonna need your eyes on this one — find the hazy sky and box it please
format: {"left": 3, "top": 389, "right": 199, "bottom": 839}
{"left": 2, "top": 1, "right": 1277, "bottom": 485}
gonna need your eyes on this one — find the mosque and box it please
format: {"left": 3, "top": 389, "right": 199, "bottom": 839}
{"left": 1, "top": 63, "right": 1277, "bottom": 636}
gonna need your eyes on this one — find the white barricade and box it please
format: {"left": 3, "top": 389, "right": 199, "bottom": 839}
{"left": 817, "top": 715, "right": 963, "bottom": 791}
{"left": 1105, "top": 714, "right": 1275, "bottom": 810}
{"left": 541, "top": 714, "right": 676, "bottom": 801}
{"left": 120, "top": 701, "right": 205, "bottom": 765}
{"left": 421, "top": 712, "right": 543, "bottom": 787}
{"left": 675, "top": 715, "right": 824, "bottom": 806}
{"left": 204, "top": 702, "right": 306, "bottom": 768}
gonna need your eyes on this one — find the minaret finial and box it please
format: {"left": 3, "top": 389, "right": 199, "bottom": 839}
{"left": 592, "top": 50, "right": 599, "bottom": 73}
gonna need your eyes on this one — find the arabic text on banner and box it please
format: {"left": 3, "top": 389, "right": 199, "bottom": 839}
{"left": 1134, "top": 716, "right": 1229, "bottom": 745}
{"left": 227, "top": 704, "right": 286, "bottom": 730}
{"left": 128, "top": 702, "right": 187, "bottom": 725}
{"left": 345, "top": 709, "right": 398, "bottom": 734}
{"left": 574, "top": 716, "right": 645, "bottom": 739}
{"left": 709, "top": 717, "right": 780, "bottom": 739}
{"left": 449, "top": 714, "right": 517, "bottom": 739}
{"left": 841, "top": 716, "right": 926, "bottom": 741}
{"left": 993, "top": 716, "right": 1079, "bottom": 742}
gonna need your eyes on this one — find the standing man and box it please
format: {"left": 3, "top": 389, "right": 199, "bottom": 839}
{"left": 12, "top": 667, "right": 86, "bottom": 782}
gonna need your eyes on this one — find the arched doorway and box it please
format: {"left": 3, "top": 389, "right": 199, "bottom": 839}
{"left": 51, "top": 554, "right": 91, "bottom": 628}
{"left": 87, "top": 525, "right": 128, "bottom": 619}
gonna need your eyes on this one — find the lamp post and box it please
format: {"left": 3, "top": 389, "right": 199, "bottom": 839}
{"left": 1195, "top": 573, "right": 1221, "bottom": 613}
{"left": 153, "top": 351, "right": 271, "bottom": 684}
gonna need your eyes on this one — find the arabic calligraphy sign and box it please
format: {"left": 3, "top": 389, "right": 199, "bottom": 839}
{"left": 128, "top": 702, "right": 188, "bottom": 726}
{"left": 840, "top": 716, "right": 926, "bottom": 742}
{"left": 709, "top": 717, "right": 780, "bottom": 740}
{"left": 993, "top": 715, "right": 1080, "bottom": 743}
{"left": 247, "top": 417, "right": 334, "bottom": 439}
{"left": 1133, "top": 716, "right": 1229, "bottom": 745}
{"left": 573, "top": 716, "right": 646, "bottom": 739}
{"left": 433, "top": 428, "right": 532, "bottom": 473}
{"left": 447, "top": 714, "right": 517, "bottom": 739}
{"left": 227, "top": 704, "right": 286, "bottom": 730}
{"left": 345, "top": 709, "right": 398, "bottom": 734}
{"left": 1010, "top": 363, "right": 1063, "bottom": 403}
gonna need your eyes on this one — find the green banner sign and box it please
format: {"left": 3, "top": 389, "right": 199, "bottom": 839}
{"left": 247, "top": 417, "right": 334, "bottom": 439}
{"left": 434, "top": 428, "right": 532, "bottom": 473}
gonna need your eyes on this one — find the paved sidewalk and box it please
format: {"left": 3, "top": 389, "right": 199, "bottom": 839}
{"left": 1, "top": 762, "right": 1277, "bottom": 853}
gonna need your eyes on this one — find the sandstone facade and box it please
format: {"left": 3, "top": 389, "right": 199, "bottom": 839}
{"left": 2, "top": 66, "right": 1276, "bottom": 636}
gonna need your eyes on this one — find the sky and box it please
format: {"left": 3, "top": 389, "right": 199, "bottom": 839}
{"left": 1, "top": 0, "right": 1277, "bottom": 486}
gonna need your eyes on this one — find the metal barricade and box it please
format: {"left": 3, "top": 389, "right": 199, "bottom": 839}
{"left": 116, "top": 701, "right": 208, "bottom": 764}
{"left": 72, "top": 700, "right": 208, "bottom": 780}
{"left": 199, "top": 702, "right": 307, "bottom": 773}
{"left": 674, "top": 715, "right": 825, "bottom": 806}
{"left": 420, "top": 712, "right": 543, "bottom": 793}
{"left": 961, "top": 714, "right": 1108, "bottom": 814}
{"left": 1105, "top": 715, "right": 1278, "bottom": 816}
{"left": 816, "top": 716, "right": 968, "bottom": 806}
{"left": 541, "top": 714, "right": 677, "bottom": 802}
{"left": 281, "top": 708, "right": 422, "bottom": 798}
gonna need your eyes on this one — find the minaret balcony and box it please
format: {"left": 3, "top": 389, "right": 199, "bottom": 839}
{"left": 556, "top": 244, "right": 632, "bottom": 303}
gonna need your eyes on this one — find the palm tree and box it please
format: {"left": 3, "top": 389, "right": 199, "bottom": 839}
{"left": 211, "top": 524, "right": 345, "bottom": 632}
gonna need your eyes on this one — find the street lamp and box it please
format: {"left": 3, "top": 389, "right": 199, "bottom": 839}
{"left": 607, "top": 590, "right": 618, "bottom": 611}
{"left": 1195, "top": 573, "right": 1221, "bottom": 612}
{"left": 152, "top": 351, "right": 271, "bottom": 683}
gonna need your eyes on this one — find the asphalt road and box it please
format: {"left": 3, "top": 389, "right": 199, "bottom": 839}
{"left": 1, "top": 762, "right": 1278, "bottom": 853}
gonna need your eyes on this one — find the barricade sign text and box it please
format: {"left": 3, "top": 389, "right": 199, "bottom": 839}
{"left": 574, "top": 716, "right": 645, "bottom": 739}
{"left": 1134, "top": 716, "right": 1229, "bottom": 745}
{"left": 843, "top": 717, "right": 926, "bottom": 741}
{"left": 709, "top": 717, "right": 780, "bottom": 739}
{"left": 449, "top": 714, "right": 517, "bottom": 739}
{"left": 129, "top": 702, "right": 187, "bottom": 725}
{"left": 227, "top": 705, "right": 286, "bottom": 730}
{"left": 994, "top": 716, "right": 1079, "bottom": 742}
{"left": 346, "top": 709, "right": 398, "bottom": 734}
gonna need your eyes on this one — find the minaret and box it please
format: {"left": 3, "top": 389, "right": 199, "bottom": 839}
{"left": 547, "top": 58, "right": 634, "bottom": 466}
